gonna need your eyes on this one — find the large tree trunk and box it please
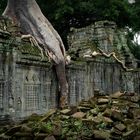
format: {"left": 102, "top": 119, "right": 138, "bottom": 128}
{"left": 3, "top": 0, "right": 68, "bottom": 108}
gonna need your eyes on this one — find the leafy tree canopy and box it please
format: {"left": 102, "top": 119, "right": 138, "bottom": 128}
{"left": 0, "top": 0, "right": 138, "bottom": 35}
{"left": 129, "top": 0, "right": 140, "bottom": 32}
{"left": 37, "top": 0, "right": 131, "bottom": 27}
{"left": 36, "top": 0, "right": 133, "bottom": 47}
{"left": 0, "top": 0, "right": 140, "bottom": 49}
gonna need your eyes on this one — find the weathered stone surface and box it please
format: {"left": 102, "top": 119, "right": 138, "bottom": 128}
{"left": 72, "top": 112, "right": 86, "bottom": 118}
{"left": 129, "top": 108, "right": 140, "bottom": 119}
{"left": 44, "top": 135, "right": 56, "bottom": 140}
{"left": 114, "top": 123, "right": 126, "bottom": 132}
{"left": 14, "top": 132, "right": 33, "bottom": 137}
{"left": 130, "top": 95, "right": 140, "bottom": 103}
{"left": 20, "top": 124, "right": 32, "bottom": 133}
{"left": 0, "top": 94, "right": 140, "bottom": 139}
{"left": 0, "top": 17, "right": 140, "bottom": 123}
{"left": 68, "top": 21, "right": 137, "bottom": 68}
{"left": 110, "top": 91, "right": 124, "bottom": 98}
{"left": 111, "top": 109, "right": 124, "bottom": 121}
{"left": 98, "top": 104, "right": 108, "bottom": 112}
{"left": 34, "top": 133, "right": 49, "bottom": 140}
{"left": 93, "top": 130, "right": 111, "bottom": 139}
{"left": 40, "top": 109, "right": 56, "bottom": 122}
{"left": 103, "top": 116, "right": 113, "bottom": 124}
{"left": 112, "top": 127, "right": 123, "bottom": 135}
{"left": 90, "top": 108, "right": 99, "bottom": 115}
{"left": 92, "top": 116, "right": 102, "bottom": 124}
{"left": 103, "top": 108, "right": 112, "bottom": 117}
{"left": 97, "top": 98, "right": 109, "bottom": 104}
{"left": 60, "top": 109, "right": 71, "bottom": 115}
{"left": 123, "top": 130, "right": 135, "bottom": 138}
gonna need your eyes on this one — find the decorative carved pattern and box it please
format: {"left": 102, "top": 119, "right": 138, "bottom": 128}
{"left": 8, "top": 95, "right": 14, "bottom": 108}
{"left": 25, "top": 84, "right": 40, "bottom": 111}
{"left": 24, "top": 71, "right": 41, "bottom": 111}
{"left": 42, "top": 96, "right": 47, "bottom": 108}
{"left": 0, "top": 81, "right": 4, "bottom": 109}
{"left": 17, "top": 97, "right": 22, "bottom": 111}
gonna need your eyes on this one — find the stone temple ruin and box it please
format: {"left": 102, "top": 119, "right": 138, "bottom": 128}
{"left": 0, "top": 17, "right": 140, "bottom": 120}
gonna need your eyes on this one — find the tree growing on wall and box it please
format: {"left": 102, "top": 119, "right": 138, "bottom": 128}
{"left": 2, "top": 0, "right": 69, "bottom": 108}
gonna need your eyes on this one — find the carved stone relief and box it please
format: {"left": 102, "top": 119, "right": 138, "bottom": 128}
{"left": 24, "top": 69, "right": 41, "bottom": 111}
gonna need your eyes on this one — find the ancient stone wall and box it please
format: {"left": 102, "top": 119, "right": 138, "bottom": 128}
{"left": 68, "top": 20, "right": 139, "bottom": 94}
{"left": 0, "top": 18, "right": 139, "bottom": 120}
{"left": 68, "top": 21, "right": 137, "bottom": 68}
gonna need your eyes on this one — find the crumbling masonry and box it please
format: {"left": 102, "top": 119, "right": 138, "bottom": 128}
{"left": 0, "top": 18, "right": 139, "bottom": 120}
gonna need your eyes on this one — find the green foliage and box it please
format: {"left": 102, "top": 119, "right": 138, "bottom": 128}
{"left": 0, "top": 0, "right": 140, "bottom": 54}
{"left": 128, "top": 40, "right": 140, "bottom": 60}
{"left": 61, "top": 117, "right": 94, "bottom": 139}
{"left": 129, "top": 0, "right": 140, "bottom": 32}
{"left": 36, "top": 0, "right": 132, "bottom": 48}
{"left": 61, "top": 118, "right": 83, "bottom": 139}
{"left": 0, "top": 0, "right": 6, "bottom": 15}
{"left": 0, "top": 0, "right": 139, "bottom": 32}
{"left": 131, "top": 44, "right": 140, "bottom": 60}
{"left": 37, "top": 0, "right": 131, "bottom": 28}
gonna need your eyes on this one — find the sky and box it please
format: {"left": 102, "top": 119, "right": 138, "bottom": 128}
{"left": 134, "top": 33, "right": 140, "bottom": 45}
{"left": 128, "top": 0, "right": 135, "bottom": 4}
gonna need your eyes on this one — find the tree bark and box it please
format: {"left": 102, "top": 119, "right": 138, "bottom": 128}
{"left": 3, "top": 0, "right": 68, "bottom": 108}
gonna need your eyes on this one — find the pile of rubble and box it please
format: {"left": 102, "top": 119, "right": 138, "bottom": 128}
{"left": 0, "top": 91, "right": 140, "bottom": 140}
